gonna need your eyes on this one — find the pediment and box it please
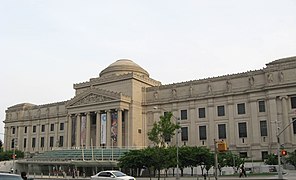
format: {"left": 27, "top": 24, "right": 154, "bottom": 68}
{"left": 66, "top": 88, "right": 125, "bottom": 107}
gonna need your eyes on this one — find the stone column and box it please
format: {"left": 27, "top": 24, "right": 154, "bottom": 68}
{"left": 96, "top": 111, "right": 101, "bottom": 148}
{"left": 280, "top": 96, "right": 290, "bottom": 144}
{"left": 117, "top": 109, "right": 123, "bottom": 148}
{"left": 86, "top": 112, "right": 91, "bottom": 148}
{"left": 106, "top": 110, "right": 111, "bottom": 147}
{"left": 76, "top": 114, "right": 81, "bottom": 147}
{"left": 67, "top": 115, "right": 72, "bottom": 149}
{"left": 268, "top": 97, "right": 278, "bottom": 144}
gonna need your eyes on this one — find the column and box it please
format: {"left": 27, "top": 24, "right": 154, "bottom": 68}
{"left": 268, "top": 97, "right": 278, "bottom": 144}
{"left": 67, "top": 115, "right": 72, "bottom": 148}
{"left": 96, "top": 111, "right": 101, "bottom": 148}
{"left": 106, "top": 110, "right": 111, "bottom": 147}
{"left": 55, "top": 121, "right": 58, "bottom": 147}
{"left": 117, "top": 109, "right": 123, "bottom": 148}
{"left": 76, "top": 114, "right": 81, "bottom": 147}
{"left": 17, "top": 126, "right": 22, "bottom": 151}
{"left": 280, "top": 96, "right": 290, "bottom": 144}
{"left": 86, "top": 112, "right": 91, "bottom": 148}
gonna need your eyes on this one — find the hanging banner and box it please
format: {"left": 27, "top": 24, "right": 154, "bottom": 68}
{"left": 101, "top": 113, "right": 107, "bottom": 144}
{"left": 81, "top": 115, "right": 86, "bottom": 146}
{"left": 111, "top": 112, "right": 118, "bottom": 146}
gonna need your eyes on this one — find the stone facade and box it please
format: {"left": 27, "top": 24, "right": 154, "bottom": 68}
{"left": 4, "top": 57, "right": 296, "bottom": 160}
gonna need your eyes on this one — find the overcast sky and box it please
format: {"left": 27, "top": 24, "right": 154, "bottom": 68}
{"left": 1, "top": 0, "right": 296, "bottom": 141}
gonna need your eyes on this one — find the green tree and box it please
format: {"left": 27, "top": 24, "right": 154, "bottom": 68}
{"left": 286, "top": 151, "right": 296, "bottom": 168}
{"left": 265, "top": 154, "right": 278, "bottom": 165}
{"left": 147, "top": 112, "right": 180, "bottom": 147}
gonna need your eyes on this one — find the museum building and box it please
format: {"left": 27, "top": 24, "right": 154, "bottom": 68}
{"left": 3, "top": 56, "right": 296, "bottom": 162}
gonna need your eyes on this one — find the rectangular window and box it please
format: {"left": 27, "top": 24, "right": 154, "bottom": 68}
{"left": 198, "top": 108, "right": 206, "bottom": 118}
{"left": 217, "top": 105, "right": 225, "bottom": 116}
{"left": 50, "top": 124, "right": 54, "bottom": 131}
{"left": 23, "top": 138, "right": 27, "bottom": 149}
{"left": 218, "top": 124, "right": 227, "bottom": 139}
{"left": 293, "top": 118, "right": 296, "bottom": 134}
{"left": 59, "top": 136, "right": 64, "bottom": 147}
{"left": 258, "top": 100, "right": 266, "bottom": 112}
{"left": 260, "top": 120, "right": 268, "bottom": 136}
{"left": 199, "top": 126, "right": 207, "bottom": 140}
{"left": 49, "top": 136, "right": 54, "bottom": 147}
{"left": 40, "top": 137, "right": 44, "bottom": 148}
{"left": 239, "top": 152, "right": 248, "bottom": 158}
{"left": 237, "top": 103, "right": 246, "bottom": 114}
{"left": 181, "top": 127, "right": 188, "bottom": 141}
{"left": 60, "top": 123, "right": 64, "bottom": 131}
{"left": 291, "top": 96, "right": 296, "bottom": 109}
{"left": 180, "top": 110, "right": 188, "bottom": 120}
{"left": 32, "top": 126, "right": 36, "bottom": 133}
{"left": 261, "top": 151, "right": 268, "bottom": 161}
{"left": 24, "top": 126, "right": 27, "bottom": 134}
{"left": 41, "top": 125, "right": 45, "bottom": 132}
{"left": 238, "top": 122, "right": 247, "bottom": 138}
{"left": 32, "top": 138, "right": 36, "bottom": 148}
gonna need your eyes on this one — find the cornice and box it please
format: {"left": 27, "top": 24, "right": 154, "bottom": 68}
{"left": 74, "top": 72, "right": 161, "bottom": 89}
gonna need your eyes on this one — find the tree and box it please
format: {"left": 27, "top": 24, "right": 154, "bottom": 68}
{"left": 147, "top": 112, "right": 180, "bottom": 147}
{"left": 265, "top": 154, "right": 278, "bottom": 165}
{"left": 285, "top": 151, "right": 296, "bottom": 168}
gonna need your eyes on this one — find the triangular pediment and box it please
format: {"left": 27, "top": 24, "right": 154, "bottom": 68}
{"left": 66, "top": 88, "right": 125, "bottom": 107}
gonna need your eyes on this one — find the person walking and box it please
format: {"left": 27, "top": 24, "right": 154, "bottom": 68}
{"left": 239, "top": 164, "right": 247, "bottom": 178}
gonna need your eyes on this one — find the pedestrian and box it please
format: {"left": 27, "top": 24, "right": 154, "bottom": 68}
{"left": 239, "top": 164, "right": 247, "bottom": 178}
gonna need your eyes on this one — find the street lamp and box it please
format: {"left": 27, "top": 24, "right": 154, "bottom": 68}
{"left": 275, "top": 118, "right": 296, "bottom": 180}
{"left": 153, "top": 106, "right": 180, "bottom": 180}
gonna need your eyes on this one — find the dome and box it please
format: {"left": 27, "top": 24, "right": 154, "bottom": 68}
{"left": 99, "top": 59, "right": 149, "bottom": 77}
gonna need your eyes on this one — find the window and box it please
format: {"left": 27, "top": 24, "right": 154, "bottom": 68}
{"left": 199, "top": 126, "right": 207, "bottom": 140}
{"left": 24, "top": 126, "right": 27, "bottom": 134}
{"left": 237, "top": 103, "right": 246, "bottom": 114}
{"left": 32, "top": 126, "right": 36, "bottom": 133}
{"left": 258, "top": 100, "right": 266, "bottom": 112}
{"left": 261, "top": 151, "right": 268, "bottom": 160}
{"left": 180, "top": 110, "right": 187, "bottom": 120}
{"left": 239, "top": 152, "right": 248, "bottom": 158}
{"left": 217, "top": 105, "right": 225, "bottom": 116}
{"left": 59, "top": 136, "right": 64, "bottom": 147}
{"left": 40, "top": 137, "right": 45, "bottom": 148}
{"left": 291, "top": 96, "right": 296, "bottom": 109}
{"left": 181, "top": 127, "right": 188, "bottom": 141}
{"left": 198, "top": 108, "right": 206, "bottom": 118}
{"left": 23, "top": 138, "right": 27, "bottom": 149}
{"left": 293, "top": 118, "right": 296, "bottom": 134}
{"left": 41, "top": 125, "right": 45, "bottom": 132}
{"left": 32, "top": 138, "right": 36, "bottom": 148}
{"left": 260, "top": 120, "right": 268, "bottom": 136}
{"left": 238, "top": 122, "right": 247, "bottom": 138}
{"left": 50, "top": 124, "right": 54, "bottom": 131}
{"left": 50, "top": 136, "right": 54, "bottom": 147}
{"left": 218, "top": 124, "right": 227, "bottom": 139}
{"left": 60, "top": 123, "right": 64, "bottom": 131}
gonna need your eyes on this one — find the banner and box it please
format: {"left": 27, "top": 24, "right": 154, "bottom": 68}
{"left": 101, "top": 113, "right": 107, "bottom": 144}
{"left": 81, "top": 116, "right": 86, "bottom": 146}
{"left": 111, "top": 112, "right": 118, "bottom": 146}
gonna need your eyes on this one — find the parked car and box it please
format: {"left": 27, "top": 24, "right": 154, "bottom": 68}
{"left": 0, "top": 172, "right": 23, "bottom": 180}
{"left": 91, "top": 170, "right": 135, "bottom": 180}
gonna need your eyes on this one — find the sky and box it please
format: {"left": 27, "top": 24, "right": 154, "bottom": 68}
{"left": 0, "top": 0, "right": 296, "bottom": 141}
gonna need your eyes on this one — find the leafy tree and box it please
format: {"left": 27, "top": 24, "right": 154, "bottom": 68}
{"left": 285, "top": 151, "right": 296, "bottom": 168}
{"left": 147, "top": 112, "right": 180, "bottom": 147}
{"left": 265, "top": 154, "right": 278, "bottom": 165}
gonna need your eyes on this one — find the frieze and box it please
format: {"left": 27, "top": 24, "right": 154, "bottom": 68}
{"left": 72, "top": 93, "right": 114, "bottom": 106}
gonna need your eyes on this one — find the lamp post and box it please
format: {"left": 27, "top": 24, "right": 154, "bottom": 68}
{"left": 153, "top": 106, "right": 180, "bottom": 180}
{"left": 275, "top": 118, "right": 296, "bottom": 180}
